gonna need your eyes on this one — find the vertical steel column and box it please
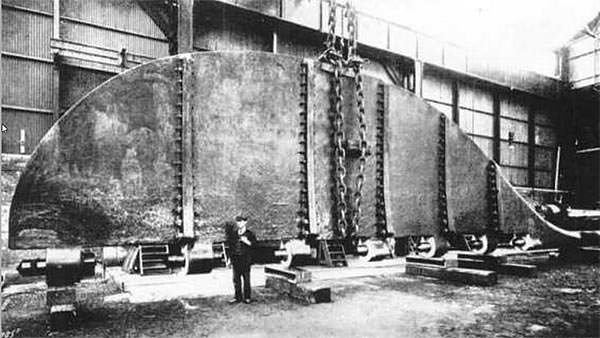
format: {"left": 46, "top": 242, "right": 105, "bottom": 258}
{"left": 0, "top": 0, "right": 3, "bottom": 331}
{"left": 492, "top": 92, "right": 501, "bottom": 164}
{"left": 451, "top": 79, "right": 459, "bottom": 125}
{"left": 528, "top": 102, "right": 536, "bottom": 187}
{"left": 53, "top": 0, "right": 60, "bottom": 39}
{"left": 272, "top": 30, "right": 278, "bottom": 54}
{"left": 414, "top": 60, "right": 423, "bottom": 98}
{"left": 52, "top": 0, "right": 61, "bottom": 121}
{"left": 177, "top": 0, "right": 194, "bottom": 54}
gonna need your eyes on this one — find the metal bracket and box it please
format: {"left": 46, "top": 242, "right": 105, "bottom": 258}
{"left": 343, "top": 139, "right": 372, "bottom": 158}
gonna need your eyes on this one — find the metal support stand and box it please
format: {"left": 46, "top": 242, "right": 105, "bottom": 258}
{"left": 46, "top": 248, "right": 82, "bottom": 328}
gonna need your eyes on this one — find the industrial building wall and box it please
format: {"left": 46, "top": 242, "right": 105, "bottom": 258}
{"left": 1, "top": 0, "right": 168, "bottom": 154}
{"left": 422, "top": 71, "right": 559, "bottom": 189}
{"left": 60, "top": 0, "right": 169, "bottom": 57}
{"left": 2, "top": 0, "right": 55, "bottom": 154}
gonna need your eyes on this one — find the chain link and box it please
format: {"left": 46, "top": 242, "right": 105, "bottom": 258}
{"left": 346, "top": 2, "right": 367, "bottom": 237}
{"left": 350, "top": 59, "right": 367, "bottom": 236}
{"left": 320, "top": 0, "right": 342, "bottom": 63}
{"left": 332, "top": 59, "right": 348, "bottom": 237}
{"left": 320, "top": 0, "right": 369, "bottom": 238}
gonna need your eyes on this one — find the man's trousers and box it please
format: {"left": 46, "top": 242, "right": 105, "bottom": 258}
{"left": 231, "top": 255, "right": 251, "bottom": 301}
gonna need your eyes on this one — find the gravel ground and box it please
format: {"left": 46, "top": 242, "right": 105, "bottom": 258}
{"left": 2, "top": 260, "right": 599, "bottom": 338}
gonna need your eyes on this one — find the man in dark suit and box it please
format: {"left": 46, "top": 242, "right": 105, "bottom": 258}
{"left": 226, "top": 215, "right": 257, "bottom": 304}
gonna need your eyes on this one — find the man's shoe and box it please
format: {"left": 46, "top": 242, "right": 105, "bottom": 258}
{"left": 229, "top": 298, "right": 241, "bottom": 304}
{"left": 243, "top": 299, "right": 252, "bottom": 304}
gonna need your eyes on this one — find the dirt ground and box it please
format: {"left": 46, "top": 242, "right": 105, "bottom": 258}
{"left": 2, "top": 260, "right": 599, "bottom": 338}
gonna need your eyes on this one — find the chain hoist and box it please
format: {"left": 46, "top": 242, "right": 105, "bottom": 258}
{"left": 319, "top": 0, "right": 367, "bottom": 238}
{"left": 345, "top": 3, "right": 367, "bottom": 237}
{"left": 319, "top": 0, "right": 347, "bottom": 237}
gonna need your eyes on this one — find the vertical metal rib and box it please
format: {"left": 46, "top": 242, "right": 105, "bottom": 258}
{"left": 375, "top": 83, "right": 387, "bottom": 236}
{"left": 487, "top": 161, "right": 500, "bottom": 234}
{"left": 172, "top": 59, "right": 185, "bottom": 231}
{"left": 297, "top": 61, "right": 310, "bottom": 236}
{"left": 438, "top": 115, "right": 450, "bottom": 236}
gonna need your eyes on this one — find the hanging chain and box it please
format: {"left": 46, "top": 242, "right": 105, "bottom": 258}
{"left": 320, "top": 0, "right": 343, "bottom": 63}
{"left": 346, "top": 2, "right": 367, "bottom": 237}
{"left": 332, "top": 57, "right": 348, "bottom": 237}
{"left": 320, "top": 0, "right": 348, "bottom": 237}
{"left": 319, "top": 0, "right": 368, "bottom": 238}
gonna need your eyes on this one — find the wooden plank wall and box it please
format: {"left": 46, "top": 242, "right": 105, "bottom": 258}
{"left": 499, "top": 93, "right": 531, "bottom": 186}
{"left": 534, "top": 101, "right": 559, "bottom": 188}
{"left": 1, "top": 0, "right": 168, "bottom": 154}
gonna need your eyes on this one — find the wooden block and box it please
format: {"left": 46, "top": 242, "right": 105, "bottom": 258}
{"left": 506, "top": 255, "right": 552, "bottom": 265}
{"left": 496, "top": 263, "right": 537, "bottom": 278}
{"left": 265, "top": 276, "right": 330, "bottom": 304}
{"left": 405, "top": 263, "right": 497, "bottom": 286}
{"left": 405, "top": 255, "right": 445, "bottom": 266}
{"left": 457, "top": 252, "right": 505, "bottom": 264}
{"left": 456, "top": 258, "right": 493, "bottom": 270}
{"left": 264, "top": 265, "right": 312, "bottom": 283}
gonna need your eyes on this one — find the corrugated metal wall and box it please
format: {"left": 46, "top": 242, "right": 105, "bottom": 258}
{"left": 1, "top": 0, "right": 168, "bottom": 154}
{"left": 1, "top": 0, "right": 54, "bottom": 154}
{"left": 60, "top": 0, "right": 168, "bottom": 57}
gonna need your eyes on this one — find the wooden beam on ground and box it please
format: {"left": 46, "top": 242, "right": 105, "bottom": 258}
{"left": 405, "top": 263, "right": 497, "bottom": 286}
{"left": 265, "top": 265, "right": 312, "bottom": 283}
{"left": 405, "top": 255, "right": 445, "bottom": 266}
